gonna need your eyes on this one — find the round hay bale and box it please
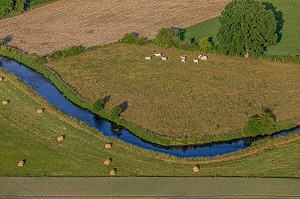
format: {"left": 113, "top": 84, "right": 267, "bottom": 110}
{"left": 0, "top": 76, "right": 4, "bottom": 81}
{"left": 104, "top": 158, "right": 112, "bottom": 166}
{"left": 110, "top": 168, "right": 117, "bottom": 176}
{"left": 18, "top": 160, "right": 24, "bottom": 167}
{"left": 2, "top": 100, "right": 9, "bottom": 105}
{"left": 56, "top": 135, "right": 64, "bottom": 142}
{"left": 36, "top": 108, "right": 44, "bottom": 114}
{"left": 193, "top": 165, "right": 199, "bottom": 173}
{"left": 104, "top": 143, "right": 112, "bottom": 149}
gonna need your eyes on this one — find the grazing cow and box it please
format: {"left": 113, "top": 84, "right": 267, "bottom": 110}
{"left": 180, "top": 56, "right": 187, "bottom": 62}
{"left": 193, "top": 59, "right": 199, "bottom": 64}
{"left": 200, "top": 55, "right": 208, "bottom": 61}
{"left": 154, "top": 53, "right": 162, "bottom": 57}
{"left": 161, "top": 56, "right": 168, "bottom": 60}
{"left": 145, "top": 56, "right": 152, "bottom": 60}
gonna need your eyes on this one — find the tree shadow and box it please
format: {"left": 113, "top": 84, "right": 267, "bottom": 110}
{"left": 263, "top": 2, "right": 285, "bottom": 43}
{"left": 102, "top": 95, "right": 111, "bottom": 108}
{"left": 120, "top": 101, "right": 128, "bottom": 113}
{"left": 262, "top": 107, "right": 276, "bottom": 121}
{"left": 1, "top": 35, "right": 13, "bottom": 45}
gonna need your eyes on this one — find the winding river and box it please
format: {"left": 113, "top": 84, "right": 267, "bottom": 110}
{"left": 0, "top": 56, "right": 299, "bottom": 158}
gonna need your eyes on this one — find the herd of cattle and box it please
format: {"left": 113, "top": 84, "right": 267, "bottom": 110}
{"left": 145, "top": 53, "right": 208, "bottom": 63}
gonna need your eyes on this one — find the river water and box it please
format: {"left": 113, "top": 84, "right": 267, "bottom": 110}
{"left": 0, "top": 56, "right": 298, "bottom": 157}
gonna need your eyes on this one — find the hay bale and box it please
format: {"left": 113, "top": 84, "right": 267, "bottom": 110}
{"left": 0, "top": 76, "right": 4, "bottom": 81}
{"left": 56, "top": 135, "right": 64, "bottom": 142}
{"left": 18, "top": 160, "right": 24, "bottom": 167}
{"left": 2, "top": 100, "right": 9, "bottom": 105}
{"left": 110, "top": 168, "right": 117, "bottom": 176}
{"left": 36, "top": 108, "right": 44, "bottom": 114}
{"left": 105, "top": 143, "right": 112, "bottom": 149}
{"left": 104, "top": 158, "right": 112, "bottom": 165}
{"left": 193, "top": 165, "right": 199, "bottom": 172}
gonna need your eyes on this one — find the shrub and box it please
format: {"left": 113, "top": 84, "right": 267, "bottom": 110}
{"left": 154, "top": 28, "right": 181, "bottom": 48}
{"left": 120, "top": 32, "right": 149, "bottom": 45}
{"left": 243, "top": 113, "right": 276, "bottom": 137}
{"left": 92, "top": 98, "right": 105, "bottom": 112}
{"left": 199, "top": 37, "right": 212, "bottom": 53}
{"left": 110, "top": 105, "right": 122, "bottom": 117}
{"left": 48, "top": 45, "right": 85, "bottom": 59}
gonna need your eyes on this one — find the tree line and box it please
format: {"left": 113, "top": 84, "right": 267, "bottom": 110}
{"left": 0, "top": 0, "right": 54, "bottom": 17}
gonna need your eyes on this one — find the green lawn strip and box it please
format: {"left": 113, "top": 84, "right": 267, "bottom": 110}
{"left": 184, "top": 0, "right": 300, "bottom": 56}
{"left": 0, "top": 70, "right": 299, "bottom": 177}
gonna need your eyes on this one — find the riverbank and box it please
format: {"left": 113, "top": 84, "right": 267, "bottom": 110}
{"left": 1, "top": 67, "right": 300, "bottom": 177}
{"left": 1, "top": 44, "right": 299, "bottom": 146}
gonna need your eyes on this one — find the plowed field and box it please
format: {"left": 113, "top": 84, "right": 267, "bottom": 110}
{"left": 0, "top": 0, "right": 229, "bottom": 55}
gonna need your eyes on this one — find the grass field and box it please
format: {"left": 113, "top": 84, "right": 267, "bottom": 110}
{"left": 184, "top": 0, "right": 300, "bottom": 56}
{"left": 44, "top": 43, "right": 300, "bottom": 143}
{"left": 0, "top": 0, "right": 229, "bottom": 55}
{"left": 1, "top": 69, "right": 300, "bottom": 177}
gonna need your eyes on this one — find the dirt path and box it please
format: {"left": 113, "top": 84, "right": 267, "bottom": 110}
{"left": 0, "top": 0, "right": 229, "bottom": 55}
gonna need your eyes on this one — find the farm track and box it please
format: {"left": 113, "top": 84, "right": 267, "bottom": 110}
{"left": 0, "top": 0, "right": 229, "bottom": 55}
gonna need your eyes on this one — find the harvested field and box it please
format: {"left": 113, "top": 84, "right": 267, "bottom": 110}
{"left": 0, "top": 0, "right": 229, "bottom": 55}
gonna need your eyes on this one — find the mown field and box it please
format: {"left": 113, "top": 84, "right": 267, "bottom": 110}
{"left": 0, "top": 69, "right": 300, "bottom": 177}
{"left": 45, "top": 43, "right": 300, "bottom": 142}
{"left": 0, "top": 0, "right": 229, "bottom": 55}
{"left": 184, "top": 0, "right": 300, "bottom": 56}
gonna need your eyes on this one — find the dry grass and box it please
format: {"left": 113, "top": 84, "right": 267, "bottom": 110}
{"left": 46, "top": 43, "right": 300, "bottom": 140}
{"left": 0, "top": 0, "right": 229, "bottom": 55}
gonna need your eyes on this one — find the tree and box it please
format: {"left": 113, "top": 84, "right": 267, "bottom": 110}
{"left": 199, "top": 37, "right": 212, "bottom": 53}
{"left": 154, "top": 28, "right": 181, "bottom": 48}
{"left": 217, "top": 0, "right": 277, "bottom": 56}
{"left": 0, "top": 0, "right": 13, "bottom": 17}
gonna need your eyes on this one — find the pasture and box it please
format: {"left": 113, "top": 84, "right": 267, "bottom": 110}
{"left": 0, "top": 70, "right": 300, "bottom": 177}
{"left": 45, "top": 43, "right": 300, "bottom": 143}
{"left": 0, "top": 0, "right": 229, "bottom": 55}
{"left": 184, "top": 0, "right": 300, "bottom": 56}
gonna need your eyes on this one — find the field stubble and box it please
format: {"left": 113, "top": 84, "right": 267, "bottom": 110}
{"left": 0, "top": 0, "right": 229, "bottom": 55}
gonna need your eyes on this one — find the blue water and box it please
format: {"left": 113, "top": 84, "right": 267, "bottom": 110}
{"left": 0, "top": 56, "right": 298, "bottom": 157}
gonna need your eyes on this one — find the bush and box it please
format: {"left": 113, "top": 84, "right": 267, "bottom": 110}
{"left": 154, "top": 28, "right": 181, "bottom": 48}
{"left": 199, "top": 37, "right": 212, "bottom": 53}
{"left": 110, "top": 105, "right": 122, "bottom": 117}
{"left": 92, "top": 98, "right": 105, "bottom": 112}
{"left": 120, "top": 32, "right": 149, "bottom": 45}
{"left": 243, "top": 113, "right": 276, "bottom": 137}
{"left": 48, "top": 45, "right": 85, "bottom": 59}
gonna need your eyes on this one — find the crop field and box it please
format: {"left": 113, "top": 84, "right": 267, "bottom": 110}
{"left": 184, "top": 0, "right": 300, "bottom": 56}
{"left": 45, "top": 43, "right": 300, "bottom": 142}
{"left": 1, "top": 69, "right": 300, "bottom": 177}
{"left": 0, "top": 0, "right": 229, "bottom": 55}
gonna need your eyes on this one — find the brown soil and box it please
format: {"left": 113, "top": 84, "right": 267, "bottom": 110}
{"left": 0, "top": 0, "right": 229, "bottom": 55}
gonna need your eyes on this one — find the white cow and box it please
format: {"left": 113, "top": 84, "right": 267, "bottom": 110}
{"left": 200, "top": 55, "right": 208, "bottom": 61}
{"left": 180, "top": 56, "right": 187, "bottom": 62}
{"left": 154, "top": 53, "right": 162, "bottom": 57}
{"left": 145, "top": 56, "right": 152, "bottom": 60}
{"left": 193, "top": 59, "right": 199, "bottom": 64}
{"left": 161, "top": 56, "right": 168, "bottom": 60}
